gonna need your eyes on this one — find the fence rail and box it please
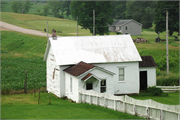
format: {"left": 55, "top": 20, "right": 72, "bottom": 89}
{"left": 79, "top": 89, "right": 180, "bottom": 120}
{"left": 156, "top": 86, "right": 180, "bottom": 92}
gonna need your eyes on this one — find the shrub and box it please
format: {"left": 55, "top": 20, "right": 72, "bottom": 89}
{"left": 140, "top": 86, "right": 168, "bottom": 96}
{"left": 147, "top": 86, "right": 162, "bottom": 96}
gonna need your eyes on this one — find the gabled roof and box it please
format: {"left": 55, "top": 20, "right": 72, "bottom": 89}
{"left": 63, "top": 61, "right": 115, "bottom": 77}
{"left": 81, "top": 73, "right": 102, "bottom": 82}
{"left": 43, "top": 35, "right": 142, "bottom": 65}
{"left": 139, "top": 56, "right": 157, "bottom": 67}
{"left": 63, "top": 61, "right": 95, "bottom": 77}
{"left": 111, "top": 19, "right": 142, "bottom": 26}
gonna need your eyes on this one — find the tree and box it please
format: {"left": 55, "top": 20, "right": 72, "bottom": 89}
{"left": 47, "top": 1, "right": 71, "bottom": 18}
{"left": 154, "top": 1, "right": 179, "bottom": 36}
{"left": 111, "top": 1, "right": 127, "bottom": 19}
{"left": 11, "top": 0, "right": 33, "bottom": 14}
{"left": 48, "top": 1, "right": 62, "bottom": 18}
{"left": 70, "top": 1, "right": 113, "bottom": 35}
{"left": 126, "top": 1, "right": 157, "bottom": 29}
{"left": 42, "top": 4, "right": 49, "bottom": 16}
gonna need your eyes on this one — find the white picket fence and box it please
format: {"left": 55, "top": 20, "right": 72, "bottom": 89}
{"left": 79, "top": 89, "right": 180, "bottom": 120}
{"left": 156, "top": 86, "right": 180, "bottom": 93}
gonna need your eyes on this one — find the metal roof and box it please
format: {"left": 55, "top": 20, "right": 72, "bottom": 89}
{"left": 111, "top": 19, "right": 142, "bottom": 26}
{"left": 44, "top": 35, "right": 142, "bottom": 65}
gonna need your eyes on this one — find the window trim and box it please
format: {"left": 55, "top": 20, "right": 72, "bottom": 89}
{"left": 100, "top": 79, "right": 106, "bottom": 93}
{"left": 117, "top": 66, "right": 126, "bottom": 82}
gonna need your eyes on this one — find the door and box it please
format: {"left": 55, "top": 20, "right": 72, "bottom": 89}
{"left": 140, "top": 71, "right": 147, "bottom": 90}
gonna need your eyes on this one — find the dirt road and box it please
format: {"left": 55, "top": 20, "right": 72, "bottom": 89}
{"left": 0, "top": 21, "right": 53, "bottom": 37}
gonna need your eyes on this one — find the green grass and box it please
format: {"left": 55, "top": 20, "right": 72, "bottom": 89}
{"left": 1, "top": 12, "right": 93, "bottom": 36}
{"left": 130, "top": 93, "right": 180, "bottom": 105}
{"left": 1, "top": 93, "right": 143, "bottom": 119}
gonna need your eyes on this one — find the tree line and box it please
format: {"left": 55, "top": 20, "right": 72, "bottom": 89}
{"left": 11, "top": 0, "right": 179, "bottom": 35}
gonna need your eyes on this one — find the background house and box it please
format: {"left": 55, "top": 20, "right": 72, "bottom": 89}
{"left": 44, "top": 35, "right": 156, "bottom": 102}
{"left": 109, "top": 19, "right": 142, "bottom": 35}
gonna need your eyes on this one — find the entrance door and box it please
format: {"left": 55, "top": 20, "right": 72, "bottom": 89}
{"left": 140, "top": 71, "right": 147, "bottom": 90}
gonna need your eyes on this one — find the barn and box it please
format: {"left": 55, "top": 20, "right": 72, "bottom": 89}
{"left": 43, "top": 35, "right": 156, "bottom": 102}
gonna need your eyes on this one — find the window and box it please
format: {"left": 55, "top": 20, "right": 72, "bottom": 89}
{"left": 70, "top": 77, "right": 72, "bottom": 92}
{"left": 100, "top": 79, "right": 106, "bottom": 93}
{"left": 119, "top": 68, "right": 124, "bottom": 81}
{"left": 125, "top": 26, "right": 128, "bottom": 30}
{"left": 86, "top": 82, "right": 93, "bottom": 90}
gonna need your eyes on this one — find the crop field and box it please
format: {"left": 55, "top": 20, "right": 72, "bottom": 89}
{"left": 1, "top": 31, "right": 47, "bottom": 94}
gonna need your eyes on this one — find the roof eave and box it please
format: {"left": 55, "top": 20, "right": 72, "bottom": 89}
{"left": 43, "top": 39, "right": 50, "bottom": 61}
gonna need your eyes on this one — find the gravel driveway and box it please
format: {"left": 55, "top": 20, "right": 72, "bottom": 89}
{"left": 0, "top": 21, "right": 53, "bottom": 37}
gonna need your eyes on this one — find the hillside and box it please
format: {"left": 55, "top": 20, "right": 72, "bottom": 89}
{"left": 1, "top": 12, "right": 179, "bottom": 93}
{"left": 1, "top": 12, "right": 92, "bottom": 36}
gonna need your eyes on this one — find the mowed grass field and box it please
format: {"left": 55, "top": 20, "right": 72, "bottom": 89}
{"left": 1, "top": 93, "right": 143, "bottom": 119}
{"left": 1, "top": 12, "right": 93, "bottom": 36}
{"left": 130, "top": 93, "right": 180, "bottom": 105}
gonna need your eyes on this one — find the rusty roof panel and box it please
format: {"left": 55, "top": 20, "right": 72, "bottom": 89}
{"left": 49, "top": 35, "right": 142, "bottom": 65}
{"left": 81, "top": 73, "right": 93, "bottom": 81}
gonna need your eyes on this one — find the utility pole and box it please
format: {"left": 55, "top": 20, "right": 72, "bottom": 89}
{"left": 166, "top": 9, "right": 169, "bottom": 74}
{"left": 93, "top": 9, "right": 95, "bottom": 36}
{"left": 47, "top": 21, "right": 49, "bottom": 43}
{"left": 77, "top": 16, "right": 78, "bottom": 36}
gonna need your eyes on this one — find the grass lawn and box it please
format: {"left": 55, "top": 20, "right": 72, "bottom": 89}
{"left": 1, "top": 93, "right": 143, "bottom": 119}
{"left": 130, "top": 92, "right": 180, "bottom": 105}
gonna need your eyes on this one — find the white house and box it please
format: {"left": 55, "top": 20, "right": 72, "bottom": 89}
{"left": 109, "top": 19, "right": 142, "bottom": 35}
{"left": 43, "top": 35, "right": 156, "bottom": 102}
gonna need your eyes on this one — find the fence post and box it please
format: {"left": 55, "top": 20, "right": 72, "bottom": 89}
{"left": 133, "top": 104, "right": 136, "bottom": 115}
{"left": 123, "top": 96, "right": 126, "bottom": 113}
{"left": 146, "top": 107, "right": 149, "bottom": 119}
{"left": 114, "top": 100, "right": 116, "bottom": 111}
{"left": 24, "top": 70, "right": 27, "bottom": 94}
{"left": 178, "top": 113, "right": 180, "bottom": 120}
{"left": 104, "top": 98, "right": 106, "bottom": 108}
{"left": 84, "top": 94, "right": 86, "bottom": 103}
{"left": 89, "top": 95, "right": 91, "bottom": 105}
{"left": 96, "top": 96, "right": 99, "bottom": 105}
{"left": 160, "top": 109, "right": 164, "bottom": 120}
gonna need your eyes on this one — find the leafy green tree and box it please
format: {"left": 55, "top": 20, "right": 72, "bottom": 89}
{"left": 47, "top": 1, "right": 71, "bottom": 18}
{"left": 111, "top": 1, "right": 127, "bottom": 19}
{"left": 154, "top": 1, "right": 179, "bottom": 36}
{"left": 70, "top": 1, "right": 113, "bottom": 35}
{"left": 126, "top": 1, "right": 157, "bottom": 29}
{"left": 48, "top": 1, "right": 62, "bottom": 18}
{"left": 42, "top": 4, "right": 49, "bottom": 16}
{"left": 11, "top": 1, "right": 19, "bottom": 13}
{"left": 11, "top": 0, "right": 33, "bottom": 14}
